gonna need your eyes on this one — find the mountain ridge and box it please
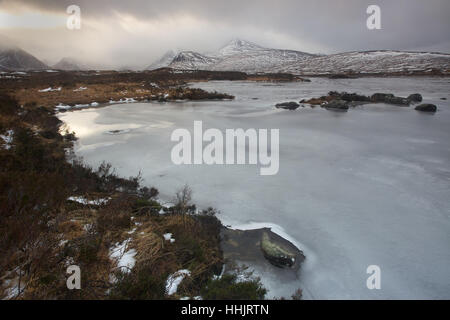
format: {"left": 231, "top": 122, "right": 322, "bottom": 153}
{"left": 1, "top": 38, "right": 450, "bottom": 74}
{"left": 159, "top": 39, "right": 450, "bottom": 75}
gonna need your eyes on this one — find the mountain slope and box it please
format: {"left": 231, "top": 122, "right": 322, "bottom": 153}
{"left": 53, "top": 57, "right": 87, "bottom": 71}
{"left": 279, "top": 50, "right": 450, "bottom": 75}
{"left": 165, "top": 39, "right": 450, "bottom": 75}
{"left": 169, "top": 51, "right": 220, "bottom": 70}
{"left": 0, "top": 47, "right": 48, "bottom": 71}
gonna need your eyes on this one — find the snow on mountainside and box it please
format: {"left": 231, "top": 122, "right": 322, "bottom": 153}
{"left": 0, "top": 47, "right": 48, "bottom": 71}
{"left": 165, "top": 39, "right": 450, "bottom": 75}
{"left": 279, "top": 50, "right": 450, "bottom": 75}
{"left": 169, "top": 51, "right": 221, "bottom": 70}
{"left": 168, "top": 39, "right": 315, "bottom": 73}
{"left": 146, "top": 50, "right": 177, "bottom": 70}
{"left": 218, "top": 39, "right": 266, "bottom": 56}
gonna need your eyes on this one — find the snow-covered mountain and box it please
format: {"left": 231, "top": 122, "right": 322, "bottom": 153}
{"left": 163, "top": 39, "right": 450, "bottom": 75}
{"left": 0, "top": 47, "right": 48, "bottom": 71}
{"left": 146, "top": 50, "right": 177, "bottom": 70}
{"left": 168, "top": 39, "right": 315, "bottom": 73}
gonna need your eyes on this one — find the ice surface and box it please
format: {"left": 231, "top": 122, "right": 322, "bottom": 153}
{"left": 59, "top": 77, "right": 450, "bottom": 299}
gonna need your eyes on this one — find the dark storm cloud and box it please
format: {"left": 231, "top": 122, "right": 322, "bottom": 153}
{"left": 1, "top": 0, "right": 449, "bottom": 69}
{"left": 1, "top": 0, "right": 449, "bottom": 52}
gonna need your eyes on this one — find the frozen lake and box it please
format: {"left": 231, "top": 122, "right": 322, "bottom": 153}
{"left": 59, "top": 77, "right": 450, "bottom": 299}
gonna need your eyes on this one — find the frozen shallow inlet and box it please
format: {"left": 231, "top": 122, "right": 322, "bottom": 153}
{"left": 59, "top": 77, "right": 450, "bottom": 299}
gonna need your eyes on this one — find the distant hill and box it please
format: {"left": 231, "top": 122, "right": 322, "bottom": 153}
{"left": 53, "top": 57, "right": 87, "bottom": 71}
{"left": 0, "top": 46, "right": 48, "bottom": 71}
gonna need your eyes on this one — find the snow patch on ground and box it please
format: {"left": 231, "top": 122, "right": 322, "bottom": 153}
{"left": 67, "top": 196, "right": 110, "bottom": 205}
{"left": 109, "top": 239, "right": 136, "bottom": 272}
{"left": 39, "top": 87, "right": 61, "bottom": 92}
{"left": 0, "top": 130, "right": 14, "bottom": 149}
{"left": 163, "top": 233, "right": 175, "bottom": 243}
{"left": 165, "top": 269, "right": 191, "bottom": 295}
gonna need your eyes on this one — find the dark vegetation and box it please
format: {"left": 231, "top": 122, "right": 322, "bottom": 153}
{"left": 0, "top": 68, "right": 301, "bottom": 108}
{"left": 201, "top": 273, "right": 267, "bottom": 300}
{"left": 0, "top": 94, "right": 266, "bottom": 300}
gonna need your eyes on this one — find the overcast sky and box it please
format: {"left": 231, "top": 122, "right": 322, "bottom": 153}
{"left": 0, "top": 0, "right": 449, "bottom": 68}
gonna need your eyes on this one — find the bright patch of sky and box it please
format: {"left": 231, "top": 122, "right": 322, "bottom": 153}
{"left": 0, "top": 11, "right": 65, "bottom": 29}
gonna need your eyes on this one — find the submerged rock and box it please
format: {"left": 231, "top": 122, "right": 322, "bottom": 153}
{"left": 260, "top": 232, "right": 297, "bottom": 268}
{"left": 275, "top": 101, "right": 300, "bottom": 110}
{"left": 415, "top": 104, "right": 437, "bottom": 113}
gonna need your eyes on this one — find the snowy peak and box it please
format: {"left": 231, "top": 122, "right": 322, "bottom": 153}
{"left": 219, "top": 39, "right": 265, "bottom": 55}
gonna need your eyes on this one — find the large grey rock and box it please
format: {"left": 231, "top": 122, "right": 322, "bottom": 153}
{"left": 220, "top": 227, "right": 305, "bottom": 273}
{"left": 415, "top": 104, "right": 437, "bottom": 113}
